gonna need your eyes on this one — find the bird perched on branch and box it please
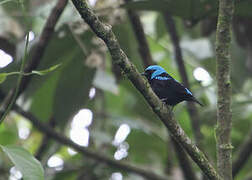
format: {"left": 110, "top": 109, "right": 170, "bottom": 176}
{"left": 141, "top": 65, "right": 203, "bottom": 107}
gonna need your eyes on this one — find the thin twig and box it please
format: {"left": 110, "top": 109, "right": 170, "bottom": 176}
{"left": 0, "top": 33, "right": 29, "bottom": 124}
{"left": 71, "top": 0, "right": 221, "bottom": 179}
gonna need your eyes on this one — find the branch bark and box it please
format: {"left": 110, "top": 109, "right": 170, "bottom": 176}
{"left": 35, "top": 117, "right": 56, "bottom": 161}
{"left": 13, "top": 104, "right": 167, "bottom": 180}
{"left": 215, "top": 0, "right": 234, "bottom": 179}
{"left": 163, "top": 12, "right": 203, "bottom": 148}
{"left": 124, "top": 5, "right": 197, "bottom": 179}
{"left": 70, "top": 0, "right": 221, "bottom": 179}
{"left": 0, "top": 0, "right": 68, "bottom": 120}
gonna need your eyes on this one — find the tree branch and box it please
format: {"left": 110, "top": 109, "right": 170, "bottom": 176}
{"left": 124, "top": 0, "right": 154, "bottom": 67}
{"left": 70, "top": 0, "right": 221, "bottom": 179}
{"left": 171, "top": 137, "right": 198, "bottom": 180}
{"left": 13, "top": 105, "right": 167, "bottom": 180}
{"left": 0, "top": 0, "right": 68, "bottom": 121}
{"left": 215, "top": 0, "right": 234, "bottom": 179}
{"left": 232, "top": 129, "right": 252, "bottom": 177}
{"left": 124, "top": 4, "right": 197, "bottom": 179}
{"left": 35, "top": 117, "right": 56, "bottom": 161}
{"left": 162, "top": 12, "right": 203, "bottom": 148}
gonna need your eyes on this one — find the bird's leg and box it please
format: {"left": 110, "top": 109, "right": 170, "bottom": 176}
{"left": 160, "top": 98, "right": 167, "bottom": 109}
{"left": 160, "top": 98, "right": 167, "bottom": 102}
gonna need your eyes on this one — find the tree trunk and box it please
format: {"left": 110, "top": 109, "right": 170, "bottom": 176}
{"left": 215, "top": 0, "right": 234, "bottom": 179}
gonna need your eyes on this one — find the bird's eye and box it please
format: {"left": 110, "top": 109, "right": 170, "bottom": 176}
{"left": 146, "top": 70, "right": 154, "bottom": 74}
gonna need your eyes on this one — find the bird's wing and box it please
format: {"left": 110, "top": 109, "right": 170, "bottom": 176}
{"left": 151, "top": 77, "right": 203, "bottom": 106}
{"left": 150, "top": 77, "right": 190, "bottom": 98}
{"left": 167, "top": 79, "right": 193, "bottom": 97}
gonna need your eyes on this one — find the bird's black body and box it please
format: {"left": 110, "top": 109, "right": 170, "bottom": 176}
{"left": 142, "top": 65, "right": 203, "bottom": 106}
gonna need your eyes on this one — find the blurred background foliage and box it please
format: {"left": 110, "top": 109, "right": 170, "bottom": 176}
{"left": 0, "top": 0, "right": 252, "bottom": 179}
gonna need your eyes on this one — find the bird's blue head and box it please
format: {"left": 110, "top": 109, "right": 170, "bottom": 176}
{"left": 142, "top": 65, "right": 170, "bottom": 81}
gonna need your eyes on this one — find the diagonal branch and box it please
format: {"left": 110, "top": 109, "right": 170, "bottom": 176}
{"left": 13, "top": 104, "right": 167, "bottom": 180}
{"left": 70, "top": 0, "right": 221, "bottom": 179}
{"left": 124, "top": 4, "right": 197, "bottom": 179}
{"left": 35, "top": 117, "right": 56, "bottom": 161}
{"left": 20, "top": 0, "right": 68, "bottom": 93}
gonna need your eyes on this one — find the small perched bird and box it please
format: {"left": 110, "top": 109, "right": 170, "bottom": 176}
{"left": 142, "top": 65, "right": 203, "bottom": 106}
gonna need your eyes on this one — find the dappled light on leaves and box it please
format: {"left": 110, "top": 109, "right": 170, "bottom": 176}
{"left": 18, "top": 126, "right": 30, "bottom": 140}
{"left": 9, "top": 167, "right": 22, "bottom": 180}
{"left": 113, "top": 124, "right": 131, "bottom": 146}
{"left": 89, "top": 87, "right": 96, "bottom": 99}
{"left": 70, "top": 128, "right": 90, "bottom": 147}
{"left": 47, "top": 155, "right": 64, "bottom": 171}
{"left": 17, "top": 119, "right": 30, "bottom": 140}
{"left": 110, "top": 172, "right": 123, "bottom": 180}
{"left": 0, "top": 49, "right": 13, "bottom": 68}
{"left": 114, "top": 142, "right": 129, "bottom": 160}
{"left": 113, "top": 124, "right": 130, "bottom": 160}
{"left": 88, "top": 0, "right": 97, "bottom": 7}
{"left": 25, "top": 31, "right": 35, "bottom": 42}
{"left": 71, "top": 109, "right": 93, "bottom": 128}
{"left": 70, "top": 109, "right": 93, "bottom": 146}
{"left": 193, "top": 67, "right": 212, "bottom": 86}
{"left": 67, "top": 148, "right": 77, "bottom": 156}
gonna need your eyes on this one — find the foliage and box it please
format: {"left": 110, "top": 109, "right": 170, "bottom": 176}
{"left": 0, "top": 0, "right": 252, "bottom": 179}
{"left": 0, "top": 145, "right": 44, "bottom": 180}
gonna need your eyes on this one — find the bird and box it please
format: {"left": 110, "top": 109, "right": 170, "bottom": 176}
{"left": 141, "top": 65, "right": 203, "bottom": 107}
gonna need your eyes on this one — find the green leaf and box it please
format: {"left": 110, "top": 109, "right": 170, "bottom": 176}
{"left": 113, "top": 21, "right": 143, "bottom": 70}
{"left": 53, "top": 51, "right": 95, "bottom": 127}
{"left": 29, "top": 68, "right": 62, "bottom": 122}
{"left": 31, "top": 63, "right": 62, "bottom": 76}
{"left": 155, "top": 14, "right": 166, "bottom": 40}
{"left": 28, "top": 26, "right": 96, "bottom": 128}
{"left": 0, "top": 73, "right": 7, "bottom": 84}
{"left": 127, "top": 129, "right": 167, "bottom": 164}
{"left": 0, "top": 124, "right": 18, "bottom": 145}
{"left": 0, "top": 145, "right": 44, "bottom": 180}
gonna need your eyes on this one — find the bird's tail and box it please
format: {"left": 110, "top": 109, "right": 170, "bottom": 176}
{"left": 191, "top": 97, "right": 204, "bottom": 106}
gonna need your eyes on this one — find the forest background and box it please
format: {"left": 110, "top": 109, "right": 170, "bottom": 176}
{"left": 0, "top": 0, "right": 251, "bottom": 180}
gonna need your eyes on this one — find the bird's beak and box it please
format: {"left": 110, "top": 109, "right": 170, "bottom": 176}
{"left": 141, "top": 72, "right": 146, "bottom": 76}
